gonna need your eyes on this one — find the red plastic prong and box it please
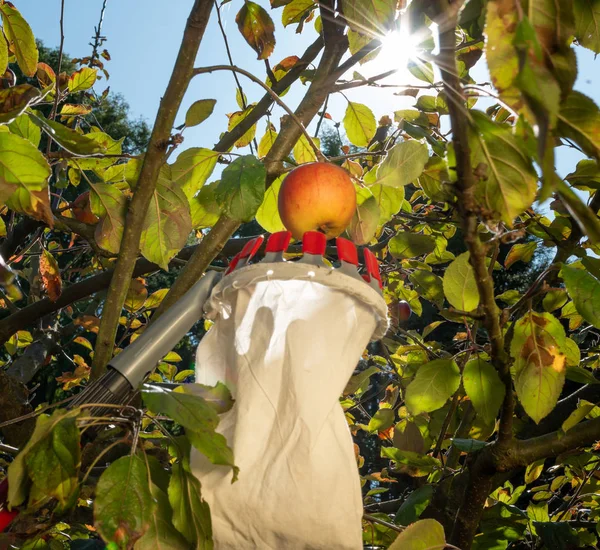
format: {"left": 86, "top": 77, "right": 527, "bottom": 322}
{"left": 0, "top": 509, "right": 18, "bottom": 532}
{"left": 248, "top": 235, "right": 265, "bottom": 260}
{"left": 266, "top": 231, "right": 292, "bottom": 253}
{"left": 336, "top": 237, "right": 358, "bottom": 266}
{"left": 225, "top": 253, "right": 242, "bottom": 274}
{"left": 302, "top": 231, "right": 327, "bottom": 256}
{"left": 240, "top": 235, "right": 265, "bottom": 261}
{"left": 363, "top": 249, "right": 383, "bottom": 288}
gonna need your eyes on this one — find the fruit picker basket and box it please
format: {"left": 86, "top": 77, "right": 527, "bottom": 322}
{"left": 191, "top": 230, "right": 389, "bottom": 549}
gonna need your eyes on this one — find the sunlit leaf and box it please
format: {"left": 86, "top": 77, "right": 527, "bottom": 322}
{"left": 348, "top": 194, "right": 379, "bottom": 245}
{"left": 561, "top": 265, "right": 600, "bottom": 329}
{"left": 388, "top": 519, "right": 445, "bottom": 550}
{"left": 256, "top": 173, "right": 286, "bottom": 233}
{"left": 511, "top": 311, "right": 566, "bottom": 423}
{"left": 258, "top": 123, "right": 278, "bottom": 158}
{"left": 227, "top": 106, "right": 258, "bottom": 148}
{"left": 31, "top": 112, "right": 106, "bottom": 156}
{"left": 68, "top": 67, "right": 97, "bottom": 93}
{"left": 0, "top": 26, "right": 7, "bottom": 76}
{"left": 573, "top": 0, "right": 600, "bottom": 53}
{"left": 505, "top": 241, "right": 537, "bottom": 269}
{"left": 405, "top": 359, "right": 461, "bottom": 415}
{"left": 375, "top": 141, "right": 429, "bottom": 188}
{"left": 8, "top": 113, "right": 41, "bottom": 147}
{"left": 409, "top": 269, "right": 444, "bottom": 309}
{"left": 282, "top": 0, "right": 315, "bottom": 27}
{"left": 39, "top": 249, "right": 62, "bottom": 302}
{"left": 443, "top": 252, "right": 480, "bottom": 311}
{"left": 185, "top": 99, "right": 217, "bottom": 128}
{"left": 557, "top": 91, "right": 600, "bottom": 159}
{"left": 170, "top": 147, "right": 220, "bottom": 200}
{"left": 342, "top": 0, "right": 395, "bottom": 36}
{"left": 236, "top": 1, "right": 276, "bottom": 60}
{"left": 125, "top": 278, "right": 147, "bottom": 312}
{"left": 343, "top": 101, "right": 376, "bottom": 147}
{"left": 367, "top": 408, "right": 395, "bottom": 433}
{"left": 463, "top": 357, "right": 505, "bottom": 425}
{"left": 467, "top": 111, "right": 537, "bottom": 224}
{"left": 89, "top": 183, "right": 127, "bottom": 255}
{"left": 0, "top": 3, "right": 38, "bottom": 77}
{"left": 381, "top": 448, "right": 441, "bottom": 478}
{"left": 293, "top": 133, "right": 320, "bottom": 164}
{"left": 389, "top": 232, "right": 436, "bottom": 260}
{"left": 0, "top": 84, "right": 40, "bottom": 125}
{"left": 215, "top": 154, "right": 266, "bottom": 222}
{"left": 190, "top": 181, "right": 222, "bottom": 229}
{"left": 140, "top": 182, "right": 192, "bottom": 270}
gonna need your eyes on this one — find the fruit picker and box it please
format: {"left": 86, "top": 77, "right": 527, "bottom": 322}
{"left": 0, "top": 163, "right": 396, "bottom": 549}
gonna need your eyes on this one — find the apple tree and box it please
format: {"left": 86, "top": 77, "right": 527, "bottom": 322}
{"left": 1, "top": 0, "right": 600, "bottom": 548}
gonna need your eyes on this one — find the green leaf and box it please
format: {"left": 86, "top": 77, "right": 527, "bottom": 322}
{"left": 170, "top": 148, "right": 220, "bottom": 200}
{"left": 543, "top": 289, "right": 568, "bottom": 312}
{"left": 215, "top": 155, "right": 266, "bottom": 222}
{"left": 343, "top": 102, "right": 376, "bottom": 147}
{"left": 381, "top": 448, "right": 442, "bottom": 477}
{"left": 0, "top": 3, "right": 38, "bottom": 77}
{"left": 256, "top": 174, "right": 286, "bottom": 233}
{"left": 227, "top": 106, "right": 258, "bottom": 148}
{"left": 0, "top": 84, "right": 40, "bottom": 125}
{"left": 405, "top": 359, "right": 461, "bottom": 415}
{"left": 341, "top": 0, "right": 395, "bottom": 35}
{"left": 504, "top": 241, "right": 536, "bottom": 269}
{"left": 134, "top": 483, "right": 189, "bottom": 550}
{"left": 563, "top": 338, "right": 581, "bottom": 367}
{"left": 451, "top": 438, "right": 487, "bottom": 452}
{"left": 368, "top": 408, "right": 395, "bottom": 433}
{"left": 364, "top": 182, "right": 404, "bottom": 224}
{"left": 463, "top": 357, "right": 505, "bottom": 425}
{"left": 468, "top": 112, "right": 537, "bottom": 224}
{"left": 388, "top": 519, "right": 446, "bottom": 550}
{"left": 68, "top": 67, "right": 97, "bottom": 93}
{"left": 347, "top": 29, "right": 381, "bottom": 65}
{"left": 573, "top": 0, "right": 600, "bottom": 53}
{"left": 375, "top": 141, "right": 429, "bottom": 188}
{"left": 566, "top": 365, "right": 598, "bottom": 385}
{"left": 565, "top": 159, "right": 600, "bottom": 190}
{"left": 168, "top": 449, "right": 212, "bottom": 546}
{"left": 0, "top": 25, "right": 7, "bottom": 76}
{"left": 7, "top": 409, "right": 81, "bottom": 509}
{"left": 344, "top": 365, "right": 380, "bottom": 395}
{"left": 281, "top": 0, "right": 315, "bottom": 27}
{"left": 258, "top": 124, "right": 278, "bottom": 158}
{"left": 561, "top": 265, "right": 600, "bottom": 328}
{"left": 236, "top": 1, "right": 276, "bottom": 59}
{"left": 94, "top": 454, "right": 156, "bottom": 548}
{"left": 184, "top": 99, "right": 216, "bottom": 128}
{"left": 31, "top": 113, "right": 106, "bottom": 156}
{"left": 524, "top": 458, "right": 545, "bottom": 484}
{"left": 409, "top": 270, "right": 444, "bottom": 309}
{"left": 511, "top": 311, "right": 566, "bottom": 423}
{"left": 348, "top": 194, "right": 379, "bottom": 245}
{"left": 142, "top": 384, "right": 238, "bottom": 480}
{"left": 73, "top": 132, "right": 124, "bottom": 172}
{"left": 190, "top": 181, "right": 222, "bottom": 229}
{"left": 8, "top": 113, "right": 41, "bottom": 147}
{"left": 443, "top": 252, "right": 480, "bottom": 311}
{"left": 0, "top": 132, "right": 50, "bottom": 206}
{"left": 389, "top": 233, "right": 436, "bottom": 260}
{"left": 556, "top": 180, "right": 600, "bottom": 244}
{"left": 561, "top": 400, "right": 597, "bottom": 433}
{"left": 292, "top": 134, "right": 320, "bottom": 164}
{"left": 89, "top": 183, "right": 127, "bottom": 255}
{"left": 394, "top": 485, "right": 434, "bottom": 526}
{"left": 557, "top": 91, "right": 600, "bottom": 159}
{"left": 408, "top": 60, "right": 434, "bottom": 83}
{"left": 140, "top": 182, "right": 192, "bottom": 270}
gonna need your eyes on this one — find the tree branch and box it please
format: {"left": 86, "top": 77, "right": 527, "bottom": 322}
{"left": 433, "top": 0, "right": 512, "bottom": 444}
{"left": 193, "top": 65, "right": 326, "bottom": 161}
{"left": 91, "top": 0, "right": 215, "bottom": 378}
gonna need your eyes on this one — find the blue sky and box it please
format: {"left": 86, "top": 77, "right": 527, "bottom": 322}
{"left": 16, "top": 0, "right": 600, "bottom": 184}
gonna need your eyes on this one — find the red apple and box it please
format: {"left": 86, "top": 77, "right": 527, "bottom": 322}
{"left": 278, "top": 162, "right": 357, "bottom": 240}
{"left": 71, "top": 191, "right": 99, "bottom": 225}
{"left": 397, "top": 300, "right": 412, "bottom": 322}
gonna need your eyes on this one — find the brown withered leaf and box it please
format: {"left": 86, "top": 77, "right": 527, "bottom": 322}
{"left": 74, "top": 315, "right": 101, "bottom": 334}
{"left": 236, "top": 1, "right": 276, "bottom": 60}
{"left": 274, "top": 55, "right": 299, "bottom": 71}
{"left": 39, "top": 249, "right": 62, "bottom": 302}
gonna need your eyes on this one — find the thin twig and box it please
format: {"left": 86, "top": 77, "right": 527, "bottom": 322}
{"left": 193, "top": 65, "right": 326, "bottom": 161}
{"left": 363, "top": 513, "right": 405, "bottom": 533}
{"left": 48, "top": 0, "right": 66, "bottom": 133}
